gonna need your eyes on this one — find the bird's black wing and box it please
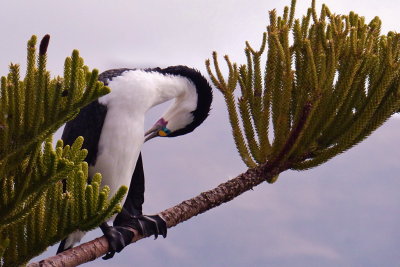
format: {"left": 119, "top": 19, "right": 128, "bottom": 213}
{"left": 62, "top": 100, "right": 107, "bottom": 166}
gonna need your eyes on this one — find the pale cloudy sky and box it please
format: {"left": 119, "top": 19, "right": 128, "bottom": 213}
{"left": 1, "top": 1, "right": 399, "bottom": 266}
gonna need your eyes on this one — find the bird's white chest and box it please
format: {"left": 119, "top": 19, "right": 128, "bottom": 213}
{"left": 89, "top": 107, "right": 145, "bottom": 202}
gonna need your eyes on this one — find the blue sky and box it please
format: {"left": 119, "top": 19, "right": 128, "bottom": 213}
{"left": 1, "top": 0, "right": 399, "bottom": 266}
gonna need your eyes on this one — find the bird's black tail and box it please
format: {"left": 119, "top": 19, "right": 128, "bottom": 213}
{"left": 56, "top": 238, "right": 69, "bottom": 254}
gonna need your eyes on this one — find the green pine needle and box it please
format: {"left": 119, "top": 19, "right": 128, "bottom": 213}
{"left": 0, "top": 35, "right": 125, "bottom": 266}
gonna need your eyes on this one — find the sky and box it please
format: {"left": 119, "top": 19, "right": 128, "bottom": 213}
{"left": 1, "top": 0, "right": 399, "bottom": 266}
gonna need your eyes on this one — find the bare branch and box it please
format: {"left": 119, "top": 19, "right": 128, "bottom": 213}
{"left": 29, "top": 162, "right": 288, "bottom": 267}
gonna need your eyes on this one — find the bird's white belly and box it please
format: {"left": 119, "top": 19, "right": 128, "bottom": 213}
{"left": 89, "top": 111, "right": 145, "bottom": 207}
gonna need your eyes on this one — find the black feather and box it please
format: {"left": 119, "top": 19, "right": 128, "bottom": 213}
{"left": 61, "top": 100, "right": 107, "bottom": 166}
{"left": 98, "top": 68, "right": 132, "bottom": 85}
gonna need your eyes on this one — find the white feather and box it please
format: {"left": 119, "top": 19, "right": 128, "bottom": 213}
{"left": 96, "top": 69, "right": 197, "bottom": 206}
{"left": 63, "top": 230, "right": 85, "bottom": 250}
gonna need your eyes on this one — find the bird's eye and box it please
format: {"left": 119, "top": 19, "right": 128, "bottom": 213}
{"left": 158, "top": 127, "right": 171, "bottom": 137}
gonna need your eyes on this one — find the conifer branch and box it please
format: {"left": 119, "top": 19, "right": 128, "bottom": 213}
{"left": 207, "top": 0, "right": 400, "bottom": 173}
{"left": 0, "top": 35, "right": 127, "bottom": 266}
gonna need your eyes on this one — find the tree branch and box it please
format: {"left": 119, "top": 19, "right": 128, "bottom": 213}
{"left": 28, "top": 162, "right": 287, "bottom": 267}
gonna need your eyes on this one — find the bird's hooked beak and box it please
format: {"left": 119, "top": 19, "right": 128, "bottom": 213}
{"left": 144, "top": 118, "right": 169, "bottom": 142}
{"left": 144, "top": 124, "right": 163, "bottom": 142}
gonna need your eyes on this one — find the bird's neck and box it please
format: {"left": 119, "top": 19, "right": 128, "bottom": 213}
{"left": 99, "top": 69, "right": 195, "bottom": 115}
{"left": 146, "top": 72, "right": 195, "bottom": 111}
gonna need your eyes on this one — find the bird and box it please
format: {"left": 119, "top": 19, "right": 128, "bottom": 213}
{"left": 56, "top": 65, "right": 213, "bottom": 259}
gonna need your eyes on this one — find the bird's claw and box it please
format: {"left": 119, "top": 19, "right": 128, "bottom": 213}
{"left": 101, "top": 214, "right": 167, "bottom": 260}
{"left": 114, "top": 213, "right": 167, "bottom": 239}
{"left": 135, "top": 214, "right": 167, "bottom": 239}
{"left": 101, "top": 225, "right": 134, "bottom": 260}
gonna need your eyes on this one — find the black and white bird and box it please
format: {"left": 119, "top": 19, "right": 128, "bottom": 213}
{"left": 57, "top": 66, "right": 213, "bottom": 259}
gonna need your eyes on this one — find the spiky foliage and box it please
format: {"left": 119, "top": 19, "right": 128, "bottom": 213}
{"left": 0, "top": 35, "right": 127, "bottom": 267}
{"left": 207, "top": 0, "right": 400, "bottom": 182}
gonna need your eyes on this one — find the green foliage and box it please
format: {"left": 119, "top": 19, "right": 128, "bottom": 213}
{"left": 207, "top": 0, "right": 400, "bottom": 181}
{"left": 0, "top": 35, "right": 127, "bottom": 266}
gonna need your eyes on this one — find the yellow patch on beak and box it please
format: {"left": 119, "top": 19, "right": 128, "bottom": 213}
{"left": 158, "top": 130, "right": 168, "bottom": 137}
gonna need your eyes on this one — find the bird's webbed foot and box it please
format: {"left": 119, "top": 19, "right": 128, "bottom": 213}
{"left": 100, "top": 223, "right": 134, "bottom": 260}
{"left": 114, "top": 211, "right": 167, "bottom": 240}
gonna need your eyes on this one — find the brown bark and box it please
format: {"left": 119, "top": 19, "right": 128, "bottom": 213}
{"left": 28, "top": 162, "right": 286, "bottom": 267}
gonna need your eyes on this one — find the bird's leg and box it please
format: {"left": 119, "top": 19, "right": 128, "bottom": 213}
{"left": 102, "top": 208, "right": 167, "bottom": 260}
{"left": 114, "top": 153, "right": 167, "bottom": 239}
{"left": 100, "top": 222, "right": 134, "bottom": 260}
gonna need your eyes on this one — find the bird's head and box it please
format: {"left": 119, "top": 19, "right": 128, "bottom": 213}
{"left": 145, "top": 66, "right": 213, "bottom": 141}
